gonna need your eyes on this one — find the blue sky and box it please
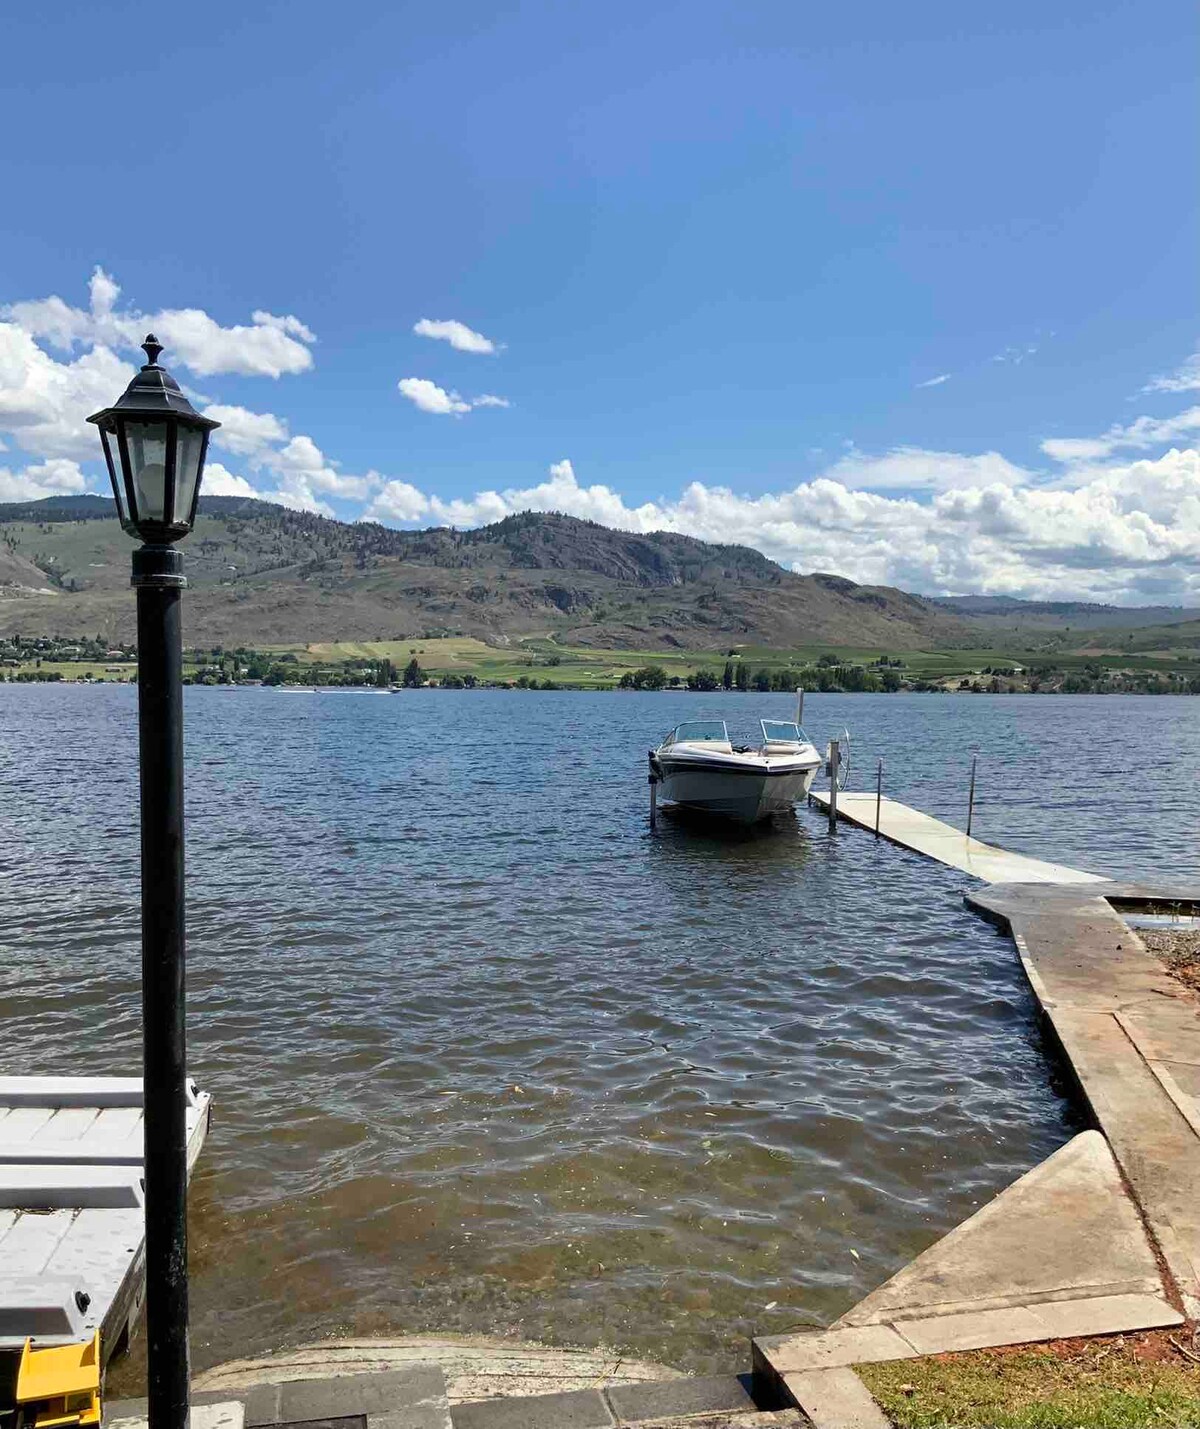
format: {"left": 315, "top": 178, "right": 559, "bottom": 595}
{"left": 1, "top": 0, "right": 1197, "bottom": 602}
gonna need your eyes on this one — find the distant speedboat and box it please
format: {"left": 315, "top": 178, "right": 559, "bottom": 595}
{"left": 649, "top": 717, "right": 823, "bottom": 823}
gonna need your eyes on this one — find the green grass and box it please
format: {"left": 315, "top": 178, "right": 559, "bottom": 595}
{"left": 4, "top": 659, "right": 138, "bottom": 680}
{"left": 269, "top": 636, "right": 1200, "bottom": 688}
{"left": 271, "top": 636, "right": 715, "bottom": 687}
{"left": 860, "top": 1345, "right": 1200, "bottom": 1428}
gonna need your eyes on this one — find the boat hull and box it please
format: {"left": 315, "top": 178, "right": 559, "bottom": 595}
{"left": 654, "top": 757, "right": 818, "bottom": 823}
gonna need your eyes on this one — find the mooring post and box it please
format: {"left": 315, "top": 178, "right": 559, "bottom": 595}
{"left": 796, "top": 688, "right": 805, "bottom": 728}
{"left": 828, "top": 738, "right": 839, "bottom": 831}
{"left": 875, "top": 758, "right": 883, "bottom": 837}
{"left": 649, "top": 772, "right": 658, "bottom": 829}
{"left": 966, "top": 754, "right": 978, "bottom": 839}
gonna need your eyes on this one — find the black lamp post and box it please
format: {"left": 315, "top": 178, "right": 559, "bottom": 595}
{"left": 88, "top": 337, "right": 220, "bottom": 1429}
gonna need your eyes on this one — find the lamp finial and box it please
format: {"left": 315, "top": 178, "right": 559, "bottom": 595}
{"left": 141, "top": 334, "right": 163, "bottom": 368}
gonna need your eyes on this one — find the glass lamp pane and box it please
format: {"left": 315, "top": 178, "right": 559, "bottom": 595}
{"left": 100, "top": 427, "right": 131, "bottom": 526}
{"left": 174, "top": 424, "right": 204, "bottom": 526}
{"left": 122, "top": 419, "right": 170, "bottom": 524}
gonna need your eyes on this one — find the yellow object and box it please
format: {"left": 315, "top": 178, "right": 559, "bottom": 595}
{"left": 14, "top": 1333, "right": 101, "bottom": 1429}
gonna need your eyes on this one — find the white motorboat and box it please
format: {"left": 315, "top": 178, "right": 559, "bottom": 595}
{"left": 649, "top": 717, "right": 824, "bottom": 823}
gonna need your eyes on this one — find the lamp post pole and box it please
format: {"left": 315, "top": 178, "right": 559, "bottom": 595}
{"left": 135, "top": 543, "right": 190, "bottom": 1429}
{"left": 89, "top": 337, "right": 220, "bottom": 1429}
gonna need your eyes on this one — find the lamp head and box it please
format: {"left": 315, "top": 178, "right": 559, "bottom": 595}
{"left": 87, "top": 335, "right": 220, "bottom": 543}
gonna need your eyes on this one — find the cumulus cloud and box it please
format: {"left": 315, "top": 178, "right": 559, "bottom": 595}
{"left": 0, "top": 457, "right": 88, "bottom": 503}
{"left": 5, "top": 267, "right": 316, "bottom": 378}
{"left": 202, "top": 462, "right": 261, "bottom": 500}
{"left": 413, "top": 318, "right": 498, "bottom": 354}
{"left": 0, "top": 321, "right": 134, "bottom": 460}
{"left": 916, "top": 373, "right": 951, "bottom": 388}
{"left": 197, "top": 407, "right": 379, "bottom": 512}
{"left": 397, "top": 377, "right": 509, "bottom": 415}
{"left": 398, "top": 378, "right": 471, "bottom": 415}
{"left": 204, "top": 404, "right": 290, "bottom": 458}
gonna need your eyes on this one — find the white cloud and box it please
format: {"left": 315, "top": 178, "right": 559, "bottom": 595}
{"left": 5, "top": 267, "right": 316, "bottom": 378}
{"left": 146, "top": 308, "right": 315, "bottom": 378}
{"left": 1144, "top": 345, "right": 1200, "bottom": 395}
{"left": 398, "top": 378, "right": 471, "bottom": 415}
{"left": 413, "top": 319, "right": 498, "bottom": 354}
{"left": 821, "top": 446, "right": 1031, "bottom": 492}
{"left": 1041, "top": 406, "right": 1200, "bottom": 462}
{"left": 0, "top": 321, "right": 134, "bottom": 459}
{"left": 397, "top": 377, "right": 510, "bottom": 415}
{"left": 201, "top": 463, "right": 260, "bottom": 500}
{"left": 194, "top": 415, "right": 377, "bottom": 512}
{"left": 916, "top": 374, "right": 951, "bottom": 388}
{"left": 204, "top": 404, "right": 290, "bottom": 458}
{"left": 272, "top": 434, "right": 381, "bottom": 501}
{"left": 0, "top": 458, "right": 89, "bottom": 503}
{"left": 364, "top": 479, "right": 430, "bottom": 523}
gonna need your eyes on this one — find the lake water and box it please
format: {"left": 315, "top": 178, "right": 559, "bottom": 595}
{"left": 1, "top": 687, "right": 1197, "bottom": 1379}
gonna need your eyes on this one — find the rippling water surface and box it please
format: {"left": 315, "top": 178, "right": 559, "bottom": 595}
{"left": 2, "top": 687, "right": 1197, "bottom": 1375}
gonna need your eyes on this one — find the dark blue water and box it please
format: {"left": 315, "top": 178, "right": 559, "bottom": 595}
{"left": 1, "top": 687, "right": 1194, "bottom": 1373}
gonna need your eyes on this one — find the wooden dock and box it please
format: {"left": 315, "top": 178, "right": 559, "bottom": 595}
{"left": 809, "top": 790, "right": 1108, "bottom": 885}
{"left": 0, "top": 1076, "right": 210, "bottom": 1357}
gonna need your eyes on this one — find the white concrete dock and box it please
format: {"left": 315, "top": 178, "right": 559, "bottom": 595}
{"left": 809, "top": 790, "right": 1108, "bottom": 885}
{"left": 0, "top": 1076, "right": 210, "bottom": 1356}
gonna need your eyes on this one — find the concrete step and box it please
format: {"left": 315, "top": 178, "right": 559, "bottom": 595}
{"left": 448, "top": 1374, "right": 798, "bottom": 1428}
{"left": 106, "top": 1367, "right": 453, "bottom": 1429}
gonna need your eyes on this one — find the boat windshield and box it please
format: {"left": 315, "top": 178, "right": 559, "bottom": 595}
{"left": 761, "top": 719, "right": 806, "bottom": 744}
{"left": 668, "top": 719, "right": 729, "bottom": 745}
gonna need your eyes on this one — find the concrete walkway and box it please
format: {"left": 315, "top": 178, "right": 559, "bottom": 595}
{"left": 968, "top": 878, "right": 1200, "bottom": 1320}
{"left": 752, "top": 795, "right": 1200, "bottom": 1425}
{"left": 809, "top": 790, "right": 1108, "bottom": 884}
{"left": 753, "top": 1131, "right": 1184, "bottom": 1422}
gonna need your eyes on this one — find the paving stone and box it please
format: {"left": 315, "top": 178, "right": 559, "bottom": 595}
{"left": 838, "top": 1131, "right": 1160, "bottom": 1329}
{"left": 754, "top": 1325, "right": 913, "bottom": 1374}
{"left": 370, "top": 1411, "right": 453, "bottom": 1429}
{"left": 631, "top": 1414, "right": 806, "bottom": 1428}
{"left": 276, "top": 1419, "right": 365, "bottom": 1429}
{"left": 239, "top": 1384, "right": 284, "bottom": 1425}
{"left": 451, "top": 1388, "right": 614, "bottom": 1428}
{"left": 107, "top": 1403, "right": 245, "bottom": 1429}
{"left": 782, "top": 1368, "right": 888, "bottom": 1429}
{"left": 606, "top": 1374, "right": 755, "bottom": 1423}
{"left": 277, "top": 1369, "right": 447, "bottom": 1423}
{"left": 1026, "top": 1292, "right": 1183, "bottom": 1339}
{"left": 895, "top": 1306, "right": 1048, "bottom": 1355}
{"left": 1117, "top": 1009, "right": 1200, "bottom": 1068}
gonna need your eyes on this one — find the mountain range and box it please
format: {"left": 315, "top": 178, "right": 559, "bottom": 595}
{"left": 1, "top": 494, "right": 1195, "bottom": 653}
